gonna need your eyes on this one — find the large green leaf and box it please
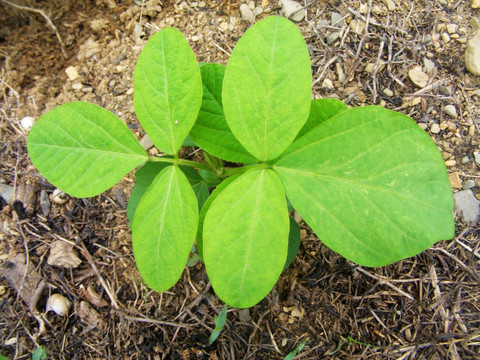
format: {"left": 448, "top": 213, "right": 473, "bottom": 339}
{"left": 196, "top": 174, "right": 240, "bottom": 259}
{"left": 134, "top": 28, "right": 202, "bottom": 155}
{"left": 27, "top": 102, "right": 148, "bottom": 198}
{"left": 222, "top": 16, "right": 312, "bottom": 161}
{"left": 274, "top": 106, "right": 454, "bottom": 267}
{"left": 203, "top": 169, "right": 289, "bottom": 308}
{"left": 189, "top": 63, "right": 257, "bottom": 163}
{"left": 132, "top": 165, "right": 198, "bottom": 292}
{"left": 296, "top": 98, "right": 348, "bottom": 139}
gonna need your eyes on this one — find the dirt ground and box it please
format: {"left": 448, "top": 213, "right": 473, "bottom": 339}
{"left": 0, "top": 0, "right": 479, "bottom": 359}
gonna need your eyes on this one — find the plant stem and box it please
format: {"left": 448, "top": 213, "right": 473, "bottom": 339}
{"left": 149, "top": 156, "right": 213, "bottom": 172}
{"left": 223, "top": 163, "right": 266, "bottom": 176}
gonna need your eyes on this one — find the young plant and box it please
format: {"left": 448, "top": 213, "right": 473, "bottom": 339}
{"left": 27, "top": 16, "right": 454, "bottom": 309}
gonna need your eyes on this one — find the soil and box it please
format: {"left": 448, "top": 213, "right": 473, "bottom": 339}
{"left": 1, "top": 0, "right": 479, "bottom": 359}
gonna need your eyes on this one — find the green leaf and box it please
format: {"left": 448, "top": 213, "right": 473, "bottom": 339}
{"left": 127, "top": 162, "right": 210, "bottom": 226}
{"left": 196, "top": 174, "right": 240, "bottom": 259}
{"left": 189, "top": 63, "right": 257, "bottom": 163}
{"left": 134, "top": 28, "right": 202, "bottom": 155}
{"left": 0, "top": 355, "right": 9, "bottom": 360}
{"left": 296, "top": 98, "right": 348, "bottom": 139}
{"left": 283, "top": 217, "right": 301, "bottom": 271}
{"left": 209, "top": 304, "right": 228, "bottom": 344}
{"left": 127, "top": 162, "right": 170, "bottom": 226}
{"left": 181, "top": 166, "right": 210, "bottom": 211}
{"left": 274, "top": 106, "right": 454, "bottom": 267}
{"left": 132, "top": 165, "right": 198, "bottom": 292}
{"left": 222, "top": 16, "right": 312, "bottom": 161}
{"left": 32, "top": 347, "right": 47, "bottom": 360}
{"left": 27, "top": 102, "right": 148, "bottom": 198}
{"left": 203, "top": 169, "right": 289, "bottom": 308}
{"left": 283, "top": 340, "right": 307, "bottom": 360}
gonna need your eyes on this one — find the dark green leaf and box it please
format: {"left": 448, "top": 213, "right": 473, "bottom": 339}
{"left": 189, "top": 63, "right": 257, "bottom": 163}
{"left": 283, "top": 217, "right": 301, "bottom": 272}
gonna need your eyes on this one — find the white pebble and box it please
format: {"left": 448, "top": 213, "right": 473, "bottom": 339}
{"left": 430, "top": 123, "right": 441, "bottom": 134}
{"left": 46, "top": 294, "right": 71, "bottom": 316}
{"left": 443, "top": 104, "right": 457, "bottom": 118}
{"left": 20, "top": 116, "right": 35, "bottom": 130}
{"left": 65, "top": 66, "right": 78, "bottom": 81}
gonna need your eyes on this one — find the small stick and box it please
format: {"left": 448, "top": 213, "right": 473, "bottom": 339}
{"left": 356, "top": 267, "right": 414, "bottom": 300}
{"left": 77, "top": 240, "right": 120, "bottom": 309}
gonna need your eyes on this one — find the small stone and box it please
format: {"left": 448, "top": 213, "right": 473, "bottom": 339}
{"left": 326, "top": 31, "right": 341, "bottom": 44}
{"left": 238, "top": 308, "right": 251, "bottom": 322}
{"left": 462, "top": 156, "right": 470, "bottom": 164}
{"left": 418, "top": 123, "right": 428, "bottom": 130}
{"left": 349, "top": 19, "right": 365, "bottom": 34}
{"left": 65, "top": 66, "right": 78, "bottom": 81}
{"left": 0, "top": 184, "right": 13, "bottom": 204}
{"left": 423, "top": 58, "right": 436, "bottom": 73}
{"left": 382, "top": 0, "right": 396, "bottom": 11}
{"left": 51, "top": 188, "right": 68, "bottom": 205}
{"left": 279, "top": 0, "right": 305, "bottom": 22}
{"left": 462, "top": 180, "right": 476, "bottom": 190}
{"left": 331, "top": 12, "right": 344, "bottom": 27}
{"left": 191, "top": 35, "right": 200, "bottom": 42}
{"left": 430, "top": 123, "right": 441, "bottom": 134}
{"left": 442, "top": 32, "right": 451, "bottom": 43}
{"left": 474, "top": 151, "right": 480, "bottom": 164}
{"left": 453, "top": 190, "right": 480, "bottom": 222}
{"left": 322, "top": 78, "right": 334, "bottom": 89}
{"left": 140, "top": 134, "right": 154, "bottom": 150}
{"left": 198, "top": 1, "right": 206, "bottom": 6}
{"left": 134, "top": 23, "right": 144, "bottom": 39}
{"left": 472, "top": 0, "right": 480, "bottom": 8}
{"left": 365, "top": 63, "right": 375, "bottom": 73}
{"left": 248, "top": 0, "right": 255, "bottom": 10}
{"left": 408, "top": 66, "right": 429, "bottom": 88}
{"left": 383, "top": 88, "right": 394, "bottom": 97}
{"left": 445, "top": 159, "right": 456, "bottom": 167}
{"left": 465, "top": 18, "right": 480, "bottom": 76}
{"left": 359, "top": 3, "right": 368, "bottom": 13}
{"left": 126, "top": 88, "right": 134, "bottom": 95}
{"left": 439, "top": 85, "right": 453, "bottom": 96}
{"left": 444, "top": 104, "right": 458, "bottom": 118}
{"left": 20, "top": 116, "right": 35, "bottom": 130}
{"left": 46, "top": 294, "right": 72, "bottom": 316}
{"left": 72, "top": 83, "right": 83, "bottom": 90}
{"left": 336, "top": 63, "right": 345, "bottom": 83}
{"left": 253, "top": 6, "right": 263, "bottom": 16}
{"left": 446, "top": 23, "right": 458, "bottom": 34}
{"left": 240, "top": 4, "right": 255, "bottom": 21}
{"left": 449, "top": 172, "right": 462, "bottom": 189}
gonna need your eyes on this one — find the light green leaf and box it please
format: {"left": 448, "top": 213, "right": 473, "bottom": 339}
{"left": 132, "top": 165, "right": 198, "bottom": 292}
{"left": 134, "top": 28, "right": 202, "bottom": 155}
{"left": 283, "top": 217, "right": 301, "bottom": 272}
{"left": 196, "top": 174, "right": 240, "bottom": 259}
{"left": 203, "top": 169, "right": 289, "bottom": 308}
{"left": 27, "top": 102, "right": 148, "bottom": 198}
{"left": 189, "top": 63, "right": 257, "bottom": 163}
{"left": 296, "top": 98, "right": 348, "bottom": 139}
{"left": 222, "top": 16, "right": 312, "bottom": 161}
{"left": 274, "top": 106, "right": 454, "bottom": 267}
{"left": 209, "top": 304, "right": 228, "bottom": 344}
{"left": 32, "top": 347, "right": 47, "bottom": 360}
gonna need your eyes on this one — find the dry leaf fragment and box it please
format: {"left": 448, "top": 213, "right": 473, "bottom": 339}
{"left": 47, "top": 240, "right": 82, "bottom": 268}
{"left": 77, "top": 301, "right": 105, "bottom": 330}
